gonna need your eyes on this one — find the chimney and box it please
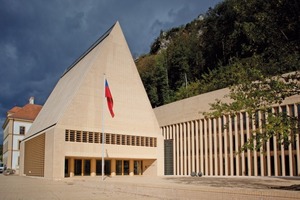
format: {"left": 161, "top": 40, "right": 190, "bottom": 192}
{"left": 29, "top": 97, "right": 34, "bottom": 104}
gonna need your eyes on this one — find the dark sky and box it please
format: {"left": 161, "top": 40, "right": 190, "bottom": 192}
{"left": 0, "top": 0, "right": 221, "bottom": 143}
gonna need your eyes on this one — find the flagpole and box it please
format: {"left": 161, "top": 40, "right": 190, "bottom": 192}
{"left": 102, "top": 74, "right": 105, "bottom": 181}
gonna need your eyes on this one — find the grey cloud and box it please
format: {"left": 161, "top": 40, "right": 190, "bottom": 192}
{"left": 0, "top": 0, "right": 221, "bottom": 144}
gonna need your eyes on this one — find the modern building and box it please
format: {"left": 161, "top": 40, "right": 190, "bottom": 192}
{"left": 154, "top": 88, "right": 300, "bottom": 177}
{"left": 18, "top": 21, "right": 300, "bottom": 179}
{"left": 19, "top": 22, "right": 164, "bottom": 179}
{"left": 2, "top": 97, "right": 42, "bottom": 172}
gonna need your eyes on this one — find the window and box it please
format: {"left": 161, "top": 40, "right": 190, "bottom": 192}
{"left": 64, "top": 129, "right": 157, "bottom": 148}
{"left": 70, "top": 130, "right": 75, "bottom": 142}
{"left": 127, "top": 135, "right": 131, "bottom": 145}
{"left": 65, "top": 130, "right": 69, "bottom": 141}
{"left": 19, "top": 126, "right": 25, "bottom": 135}
{"left": 88, "top": 132, "right": 94, "bottom": 143}
{"left": 122, "top": 135, "right": 126, "bottom": 145}
{"left": 94, "top": 133, "right": 100, "bottom": 143}
{"left": 82, "top": 132, "right": 87, "bottom": 142}
{"left": 76, "top": 131, "right": 81, "bottom": 142}
{"left": 106, "top": 133, "right": 110, "bottom": 144}
{"left": 116, "top": 135, "right": 121, "bottom": 145}
{"left": 141, "top": 137, "right": 145, "bottom": 146}
{"left": 131, "top": 136, "right": 135, "bottom": 146}
{"left": 111, "top": 134, "right": 116, "bottom": 144}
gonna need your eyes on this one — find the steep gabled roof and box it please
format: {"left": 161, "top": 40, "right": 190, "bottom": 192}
{"left": 26, "top": 21, "right": 160, "bottom": 139}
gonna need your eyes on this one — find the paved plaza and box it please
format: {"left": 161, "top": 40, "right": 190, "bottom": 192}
{"left": 0, "top": 174, "right": 299, "bottom": 199}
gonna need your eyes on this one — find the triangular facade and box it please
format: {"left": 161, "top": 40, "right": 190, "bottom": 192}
{"left": 21, "top": 22, "right": 164, "bottom": 179}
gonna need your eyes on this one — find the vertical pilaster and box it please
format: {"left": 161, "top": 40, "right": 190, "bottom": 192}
{"left": 274, "top": 132, "right": 279, "bottom": 176}
{"left": 111, "top": 159, "right": 116, "bottom": 176}
{"left": 287, "top": 105, "right": 293, "bottom": 176}
{"left": 218, "top": 117, "right": 223, "bottom": 176}
{"left": 266, "top": 111, "right": 271, "bottom": 176}
{"left": 229, "top": 116, "right": 234, "bottom": 176}
{"left": 272, "top": 108, "right": 279, "bottom": 176}
{"left": 172, "top": 125, "right": 176, "bottom": 176}
{"left": 240, "top": 113, "right": 245, "bottom": 176}
{"left": 176, "top": 124, "right": 180, "bottom": 175}
{"left": 187, "top": 122, "right": 191, "bottom": 175}
{"left": 91, "top": 158, "right": 96, "bottom": 177}
{"left": 183, "top": 123, "right": 187, "bottom": 175}
{"left": 129, "top": 160, "right": 134, "bottom": 176}
{"left": 252, "top": 114, "right": 258, "bottom": 176}
{"left": 204, "top": 119, "right": 208, "bottom": 176}
{"left": 246, "top": 112, "right": 252, "bottom": 176}
{"left": 200, "top": 120, "right": 204, "bottom": 174}
{"left": 224, "top": 116, "right": 228, "bottom": 176}
{"left": 195, "top": 120, "right": 200, "bottom": 174}
{"left": 209, "top": 119, "right": 213, "bottom": 175}
{"left": 213, "top": 118, "right": 218, "bottom": 175}
{"left": 180, "top": 123, "right": 183, "bottom": 175}
{"left": 69, "top": 157, "right": 74, "bottom": 177}
{"left": 81, "top": 159, "right": 84, "bottom": 176}
{"left": 258, "top": 111, "right": 265, "bottom": 176}
{"left": 234, "top": 115, "right": 240, "bottom": 176}
{"left": 279, "top": 106, "right": 286, "bottom": 176}
{"left": 191, "top": 121, "right": 195, "bottom": 173}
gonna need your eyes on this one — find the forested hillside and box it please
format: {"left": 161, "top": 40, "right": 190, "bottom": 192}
{"left": 136, "top": 0, "right": 300, "bottom": 107}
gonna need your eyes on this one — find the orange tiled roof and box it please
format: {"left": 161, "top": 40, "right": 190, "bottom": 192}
{"left": 9, "top": 104, "right": 42, "bottom": 121}
{"left": 7, "top": 106, "right": 22, "bottom": 115}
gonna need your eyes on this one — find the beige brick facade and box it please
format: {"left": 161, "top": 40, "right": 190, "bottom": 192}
{"left": 20, "top": 22, "right": 164, "bottom": 179}
{"left": 154, "top": 88, "right": 300, "bottom": 177}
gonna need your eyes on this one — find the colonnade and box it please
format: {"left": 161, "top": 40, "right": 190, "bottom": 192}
{"left": 162, "top": 104, "right": 300, "bottom": 176}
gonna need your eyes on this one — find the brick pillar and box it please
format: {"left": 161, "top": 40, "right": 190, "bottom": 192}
{"left": 129, "top": 160, "right": 134, "bottom": 176}
{"left": 91, "top": 158, "right": 96, "bottom": 177}
{"left": 69, "top": 158, "right": 74, "bottom": 177}
{"left": 111, "top": 159, "right": 116, "bottom": 176}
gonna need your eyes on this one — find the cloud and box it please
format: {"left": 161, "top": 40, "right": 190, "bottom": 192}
{"left": 0, "top": 0, "right": 221, "bottom": 144}
{"left": 4, "top": 43, "right": 18, "bottom": 60}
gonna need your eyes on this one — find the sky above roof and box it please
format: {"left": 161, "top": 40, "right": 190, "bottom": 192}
{"left": 0, "top": 0, "right": 221, "bottom": 143}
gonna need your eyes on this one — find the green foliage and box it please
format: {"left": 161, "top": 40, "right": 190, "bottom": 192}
{"left": 136, "top": 0, "right": 300, "bottom": 107}
{"left": 205, "top": 70, "right": 300, "bottom": 152}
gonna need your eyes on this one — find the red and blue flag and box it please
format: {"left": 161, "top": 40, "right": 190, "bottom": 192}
{"left": 105, "top": 79, "right": 114, "bottom": 117}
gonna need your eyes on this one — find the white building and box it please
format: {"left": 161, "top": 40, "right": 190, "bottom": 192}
{"left": 2, "top": 97, "right": 42, "bottom": 172}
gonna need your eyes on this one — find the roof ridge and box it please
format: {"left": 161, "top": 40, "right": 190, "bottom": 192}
{"left": 61, "top": 22, "right": 117, "bottom": 78}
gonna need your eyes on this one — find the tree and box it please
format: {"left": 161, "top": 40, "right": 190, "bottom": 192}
{"left": 205, "top": 68, "right": 300, "bottom": 152}
{"left": 136, "top": 55, "right": 158, "bottom": 107}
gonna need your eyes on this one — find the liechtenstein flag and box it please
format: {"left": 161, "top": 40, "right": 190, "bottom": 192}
{"left": 105, "top": 79, "right": 114, "bottom": 117}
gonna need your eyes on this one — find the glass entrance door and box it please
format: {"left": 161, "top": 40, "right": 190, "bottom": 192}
{"left": 116, "top": 160, "right": 122, "bottom": 175}
{"left": 123, "top": 160, "right": 129, "bottom": 175}
{"left": 96, "top": 160, "right": 111, "bottom": 175}
{"left": 64, "top": 159, "right": 69, "bottom": 177}
{"left": 116, "top": 160, "right": 130, "bottom": 175}
{"left": 74, "top": 159, "right": 82, "bottom": 176}
{"left": 134, "top": 160, "right": 143, "bottom": 175}
{"left": 84, "top": 160, "right": 90, "bottom": 176}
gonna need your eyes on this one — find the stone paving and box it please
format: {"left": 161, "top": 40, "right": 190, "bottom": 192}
{"left": 0, "top": 174, "right": 299, "bottom": 199}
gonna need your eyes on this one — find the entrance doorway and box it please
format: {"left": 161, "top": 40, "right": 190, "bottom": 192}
{"left": 116, "top": 160, "right": 130, "bottom": 175}
{"left": 65, "top": 159, "right": 69, "bottom": 177}
{"left": 134, "top": 160, "right": 143, "bottom": 175}
{"left": 96, "top": 160, "right": 111, "bottom": 175}
{"left": 74, "top": 159, "right": 82, "bottom": 176}
{"left": 84, "top": 160, "right": 91, "bottom": 176}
